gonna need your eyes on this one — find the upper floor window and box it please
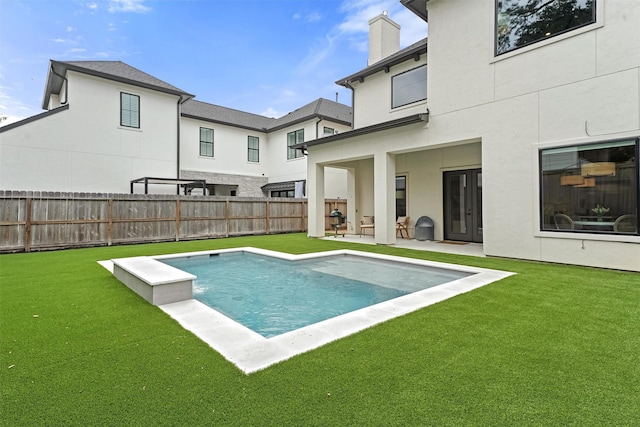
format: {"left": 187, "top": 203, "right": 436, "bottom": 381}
{"left": 392, "top": 65, "right": 427, "bottom": 109}
{"left": 496, "top": 0, "right": 596, "bottom": 55}
{"left": 200, "top": 127, "right": 214, "bottom": 157}
{"left": 287, "top": 129, "right": 304, "bottom": 159}
{"left": 120, "top": 92, "right": 140, "bottom": 128}
{"left": 323, "top": 126, "right": 335, "bottom": 136}
{"left": 248, "top": 136, "right": 259, "bottom": 162}
{"left": 540, "top": 138, "right": 639, "bottom": 235}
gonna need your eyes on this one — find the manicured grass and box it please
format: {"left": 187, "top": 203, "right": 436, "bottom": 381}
{"left": 1, "top": 234, "right": 639, "bottom": 425}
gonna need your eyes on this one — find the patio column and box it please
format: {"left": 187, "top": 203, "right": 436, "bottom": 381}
{"left": 307, "top": 161, "right": 326, "bottom": 238}
{"left": 346, "top": 167, "right": 356, "bottom": 234}
{"left": 374, "top": 151, "right": 396, "bottom": 244}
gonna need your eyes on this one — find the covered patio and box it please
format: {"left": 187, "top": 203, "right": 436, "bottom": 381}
{"left": 321, "top": 234, "right": 484, "bottom": 257}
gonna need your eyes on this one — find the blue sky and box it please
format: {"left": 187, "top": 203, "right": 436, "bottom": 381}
{"left": 0, "top": 0, "right": 427, "bottom": 124}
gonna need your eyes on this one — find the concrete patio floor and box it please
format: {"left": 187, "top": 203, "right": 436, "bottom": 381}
{"left": 321, "top": 234, "right": 485, "bottom": 257}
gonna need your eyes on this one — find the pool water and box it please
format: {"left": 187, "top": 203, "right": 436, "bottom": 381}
{"left": 161, "top": 252, "right": 471, "bottom": 338}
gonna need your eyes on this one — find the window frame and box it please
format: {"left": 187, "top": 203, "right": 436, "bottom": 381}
{"left": 120, "top": 92, "right": 140, "bottom": 129}
{"left": 495, "top": 0, "right": 597, "bottom": 56}
{"left": 199, "top": 127, "right": 214, "bottom": 158}
{"left": 391, "top": 64, "right": 427, "bottom": 109}
{"left": 538, "top": 137, "right": 639, "bottom": 236}
{"left": 287, "top": 129, "right": 305, "bottom": 160}
{"left": 248, "top": 136, "right": 259, "bottom": 162}
{"left": 323, "top": 126, "right": 335, "bottom": 136}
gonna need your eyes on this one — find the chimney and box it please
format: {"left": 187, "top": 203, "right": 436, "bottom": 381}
{"left": 368, "top": 11, "right": 400, "bottom": 66}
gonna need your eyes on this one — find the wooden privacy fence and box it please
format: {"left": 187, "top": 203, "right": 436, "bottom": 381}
{"left": 0, "top": 191, "right": 347, "bottom": 253}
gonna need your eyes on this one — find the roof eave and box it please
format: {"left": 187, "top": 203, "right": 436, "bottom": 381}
{"left": 48, "top": 60, "right": 195, "bottom": 101}
{"left": 293, "top": 113, "right": 427, "bottom": 149}
{"left": 336, "top": 42, "right": 427, "bottom": 87}
{"left": 180, "top": 113, "right": 269, "bottom": 133}
{"left": 401, "top": 0, "right": 428, "bottom": 22}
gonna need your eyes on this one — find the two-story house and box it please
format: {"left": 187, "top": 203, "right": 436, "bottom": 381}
{"left": 0, "top": 60, "right": 352, "bottom": 197}
{"left": 300, "top": 1, "right": 640, "bottom": 272}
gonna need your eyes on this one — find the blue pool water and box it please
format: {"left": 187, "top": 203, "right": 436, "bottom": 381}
{"left": 160, "top": 252, "right": 471, "bottom": 338}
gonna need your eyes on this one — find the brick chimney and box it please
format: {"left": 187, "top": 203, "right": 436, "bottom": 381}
{"left": 368, "top": 11, "right": 400, "bottom": 66}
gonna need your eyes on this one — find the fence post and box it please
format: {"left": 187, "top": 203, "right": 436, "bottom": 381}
{"left": 225, "top": 199, "right": 230, "bottom": 237}
{"left": 265, "top": 200, "right": 270, "bottom": 235}
{"left": 24, "top": 197, "right": 32, "bottom": 252}
{"left": 175, "top": 199, "right": 181, "bottom": 242}
{"left": 107, "top": 199, "right": 113, "bottom": 246}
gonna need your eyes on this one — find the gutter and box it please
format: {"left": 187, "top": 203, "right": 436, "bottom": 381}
{"left": 50, "top": 65, "right": 69, "bottom": 106}
{"left": 292, "top": 113, "right": 427, "bottom": 150}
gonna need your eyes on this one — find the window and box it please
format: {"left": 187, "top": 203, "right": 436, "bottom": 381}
{"left": 392, "top": 65, "right": 427, "bottom": 109}
{"left": 248, "top": 136, "right": 259, "bottom": 162}
{"left": 496, "top": 0, "right": 596, "bottom": 55}
{"left": 271, "top": 190, "right": 295, "bottom": 198}
{"left": 200, "top": 127, "right": 214, "bottom": 157}
{"left": 540, "top": 138, "right": 639, "bottom": 235}
{"left": 287, "top": 129, "right": 304, "bottom": 159}
{"left": 396, "top": 175, "right": 407, "bottom": 217}
{"left": 120, "top": 92, "right": 140, "bottom": 128}
{"left": 323, "top": 126, "right": 335, "bottom": 136}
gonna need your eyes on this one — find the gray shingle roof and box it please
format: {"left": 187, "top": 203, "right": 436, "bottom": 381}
{"left": 182, "top": 98, "right": 352, "bottom": 132}
{"left": 43, "top": 60, "right": 194, "bottom": 108}
{"left": 42, "top": 59, "right": 352, "bottom": 130}
{"left": 181, "top": 100, "right": 274, "bottom": 131}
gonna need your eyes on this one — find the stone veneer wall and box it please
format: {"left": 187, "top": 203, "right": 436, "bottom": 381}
{"left": 180, "top": 170, "right": 269, "bottom": 197}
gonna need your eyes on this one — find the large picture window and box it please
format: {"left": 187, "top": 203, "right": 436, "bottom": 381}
{"left": 200, "top": 127, "right": 214, "bottom": 157}
{"left": 540, "top": 139, "right": 639, "bottom": 235}
{"left": 120, "top": 92, "right": 140, "bottom": 128}
{"left": 496, "top": 0, "right": 596, "bottom": 55}
{"left": 392, "top": 65, "right": 427, "bottom": 109}
{"left": 287, "top": 129, "right": 304, "bottom": 159}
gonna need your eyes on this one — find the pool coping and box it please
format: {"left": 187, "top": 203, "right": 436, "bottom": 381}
{"left": 103, "top": 247, "right": 515, "bottom": 374}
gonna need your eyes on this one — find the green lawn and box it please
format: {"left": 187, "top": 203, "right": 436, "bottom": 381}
{"left": 1, "top": 234, "right": 639, "bottom": 426}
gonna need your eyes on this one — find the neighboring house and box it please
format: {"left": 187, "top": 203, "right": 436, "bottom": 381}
{"left": 300, "top": 1, "right": 640, "bottom": 272}
{"left": 0, "top": 61, "right": 352, "bottom": 198}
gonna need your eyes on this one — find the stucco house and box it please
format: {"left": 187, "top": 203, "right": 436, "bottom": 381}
{"left": 0, "top": 60, "right": 352, "bottom": 197}
{"left": 300, "top": 0, "right": 640, "bottom": 272}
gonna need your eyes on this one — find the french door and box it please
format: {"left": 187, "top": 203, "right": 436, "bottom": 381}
{"left": 443, "top": 169, "right": 483, "bottom": 242}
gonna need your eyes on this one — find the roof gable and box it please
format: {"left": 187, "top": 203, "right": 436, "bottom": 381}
{"left": 43, "top": 60, "right": 194, "bottom": 109}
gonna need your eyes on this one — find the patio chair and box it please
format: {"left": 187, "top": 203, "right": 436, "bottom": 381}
{"left": 613, "top": 214, "right": 637, "bottom": 233}
{"left": 553, "top": 213, "right": 574, "bottom": 230}
{"left": 396, "top": 216, "right": 410, "bottom": 239}
{"left": 360, "top": 216, "right": 375, "bottom": 237}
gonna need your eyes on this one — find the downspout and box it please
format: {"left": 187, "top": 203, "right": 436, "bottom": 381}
{"left": 315, "top": 116, "right": 323, "bottom": 140}
{"left": 342, "top": 80, "right": 355, "bottom": 130}
{"left": 176, "top": 95, "right": 189, "bottom": 194}
{"left": 50, "top": 66, "right": 68, "bottom": 105}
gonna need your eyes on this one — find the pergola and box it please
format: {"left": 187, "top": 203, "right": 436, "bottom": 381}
{"left": 130, "top": 177, "right": 207, "bottom": 195}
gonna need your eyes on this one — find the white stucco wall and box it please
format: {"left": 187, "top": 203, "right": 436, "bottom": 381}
{"left": 351, "top": 56, "right": 428, "bottom": 129}
{"left": 1, "top": 71, "right": 180, "bottom": 193}
{"left": 307, "top": 0, "right": 640, "bottom": 271}
{"left": 180, "top": 117, "right": 268, "bottom": 177}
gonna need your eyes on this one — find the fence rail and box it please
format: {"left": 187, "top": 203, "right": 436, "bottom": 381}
{"left": 0, "top": 191, "right": 346, "bottom": 253}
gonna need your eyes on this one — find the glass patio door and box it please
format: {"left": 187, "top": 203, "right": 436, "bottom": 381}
{"left": 443, "top": 169, "right": 483, "bottom": 242}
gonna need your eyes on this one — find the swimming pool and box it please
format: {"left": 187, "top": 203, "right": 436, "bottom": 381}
{"left": 108, "top": 248, "right": 515, "bottom": 373}
{"left": 159, "top": 252, "right": 472, "bottom": 338}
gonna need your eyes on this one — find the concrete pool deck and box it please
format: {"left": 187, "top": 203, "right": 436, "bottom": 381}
{"left": 103, "top": 248, "right": 513, "bottom": 374}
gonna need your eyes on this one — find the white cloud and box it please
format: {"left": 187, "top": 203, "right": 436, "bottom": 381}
{"left": 66, "top": 26, "right": 75, "bottom": 32}
{"left": 305, "top": 12, "right": 322, "bottom": 23}
{"left": 261, "top": 107, "right": 281, "bottom": 118}
{"left": 108, "top": 0, "right": 150, "bottom": 14}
